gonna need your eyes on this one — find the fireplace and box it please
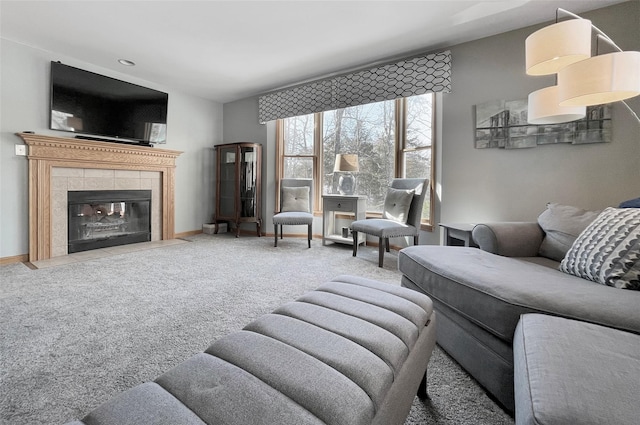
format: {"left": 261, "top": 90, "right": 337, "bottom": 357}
{"left": 19, "top": 133, "right": 181, "bottom": 262}
{"left": 68, "top": 190, "right": 152, "bottom": 253}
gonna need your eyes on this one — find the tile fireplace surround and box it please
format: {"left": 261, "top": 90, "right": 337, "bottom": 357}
{"left": 18, "top": 133, "right": 182, "bottom": 262}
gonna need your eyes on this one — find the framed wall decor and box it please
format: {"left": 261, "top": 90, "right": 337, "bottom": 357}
{"left": 474, "top": 99, "right": 611, "bottom": 149}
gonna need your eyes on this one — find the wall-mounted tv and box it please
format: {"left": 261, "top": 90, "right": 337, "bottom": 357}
{"left": 50, "top": 62, "right": 168, "bottom": 145}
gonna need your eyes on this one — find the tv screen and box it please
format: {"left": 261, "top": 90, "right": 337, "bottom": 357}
{"left": 50, "top": 62, "right": 168, "bottom": 144}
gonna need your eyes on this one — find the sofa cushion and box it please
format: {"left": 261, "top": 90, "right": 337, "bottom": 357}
{"left": 207, "top": 331, "right": 375, "bottom": 425}
{"left": 350, "top": 219, "right": 417, "bottom": 238}
{"left": 398, "top": 246, "right": 640, "bottom": 342}
{"left": 156, "top": 354, "right": 323, "bottom": 425}
{"left": 81, "top": 382, "right": 207, "bottom": 425}
{"left": 273, "top": 211, "right": 314, "bottom": 226}
{"left": 514, "top": 314, "right": 640, "bottom": 425}
{"left": 560, "top": 207, "right": 640, "bottom": 290}
{"left": 382, "top": 188, "right": 414, "bottom": 223}
{"left": 244, "top": 313, "right": 393, "bottom": 408}
{"left": 281, "top": 186, "right": 310, "bottom": 212}
{"left": 537, "top": 203, "right": 600, "bottom": 261}
{"left": 274, "top": 300, "right": 409, "bottom": 375}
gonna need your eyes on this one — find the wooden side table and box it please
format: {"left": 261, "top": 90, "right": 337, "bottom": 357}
{"left": 322, "top": 195, "right": 367, "bottom": 246}
{"left": 439, "top": 223, "right": 478, "bottom": 247}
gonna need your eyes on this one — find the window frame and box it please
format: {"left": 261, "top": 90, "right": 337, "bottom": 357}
{"left": 276, "top": 117, "right": 323, "bottom": 213}
{"left": 276, "top": 94, "right": 435, "bottom": 230}
{"left": 398, "top": 96, "right": 435, "bottom": 232}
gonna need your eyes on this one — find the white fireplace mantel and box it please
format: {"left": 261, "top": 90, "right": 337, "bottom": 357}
{"left": 18, "top": 133, "right": 182, "bottom": 262}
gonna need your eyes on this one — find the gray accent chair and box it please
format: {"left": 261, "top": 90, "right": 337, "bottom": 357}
{"left": 273, "top": 178, "right": 314, "bottom": 248}
{"left": 351, "top": 178, "right": 428, "bottom": 267}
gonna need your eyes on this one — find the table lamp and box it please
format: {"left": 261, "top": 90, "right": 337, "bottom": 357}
{"left": 333, "top": 154, "right": 359, "bottom": 195}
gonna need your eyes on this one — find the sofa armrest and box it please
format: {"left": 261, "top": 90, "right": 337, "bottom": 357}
{"left": 472, "top": 222, "right": 544, "bottom": 257}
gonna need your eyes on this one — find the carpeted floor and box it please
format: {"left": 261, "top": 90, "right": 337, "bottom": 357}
{"left": 0, "top": 233, "right": 513, "bottom": 424}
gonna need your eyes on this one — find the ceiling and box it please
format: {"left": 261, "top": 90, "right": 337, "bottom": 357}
{"left": 0, "top": 0, "right": 627, "bottom": 104}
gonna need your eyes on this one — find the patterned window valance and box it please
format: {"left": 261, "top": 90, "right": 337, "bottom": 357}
{"left": 258, "top": 50, "right": 451, "bottom": 123}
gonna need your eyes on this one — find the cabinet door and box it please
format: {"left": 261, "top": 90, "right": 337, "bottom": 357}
{"left": 239, "top": 146, "right": 258, "bottom": 218}
{"left": 218, "top": 146, "right": 237, "bottom": 218}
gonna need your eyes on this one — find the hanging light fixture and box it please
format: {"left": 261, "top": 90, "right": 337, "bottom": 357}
{"left": 525, "top": 8, "right": 640, "bottom": 125}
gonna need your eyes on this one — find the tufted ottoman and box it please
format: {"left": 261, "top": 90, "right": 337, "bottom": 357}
{"left": 65, "top": 275, "right": 437, "bottom": 425}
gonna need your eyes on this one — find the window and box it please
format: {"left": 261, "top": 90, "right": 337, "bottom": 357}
{"left": 277, "top": 93, "right": 434, "bottom": 228}
{"left": 281, "top": 113, "right": 316, "bottom": 178}
{"left": 323, "top": 100, "right": 396, "bottom": 212}
{"left": 277, "top": 113, "right": 321, "bottom": 211}
{"left": 402, "top": 94, "right": 434, "bottom": 222}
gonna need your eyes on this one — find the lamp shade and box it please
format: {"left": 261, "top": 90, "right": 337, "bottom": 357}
{"left": 333, "top": 154, "right": 359, "bottom": 172}
{"left": 558, "top": 51, "right": 640, "bottom": 107}
{"left": 527, "top": 85, "right": 586, "bottom": 124}
{"left": 525, "top": 18, "right": 592, "bottom": 76}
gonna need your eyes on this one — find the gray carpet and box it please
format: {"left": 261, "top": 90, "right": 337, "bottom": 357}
{"left": 0, "top": 233, "right": 513, "bottom": 425}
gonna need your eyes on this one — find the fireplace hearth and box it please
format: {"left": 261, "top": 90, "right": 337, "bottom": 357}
{"left": 68, "top": 190, "right": 152, "bottom": 253}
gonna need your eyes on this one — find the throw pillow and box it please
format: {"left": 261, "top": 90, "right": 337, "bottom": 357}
{"left": 281, "top": 186, "right": 310, "bottom": 213}
{"left": 619, "top": 197, "right": 640, "bottom": 208}
{"left": 559, "top": 207, "right": 640, "bottom": 290}
{"left": 382, "top": 188, "right": 415, "bottom": 223}
{"left": 537, "top": 203, "right": 601, "bottom": 261}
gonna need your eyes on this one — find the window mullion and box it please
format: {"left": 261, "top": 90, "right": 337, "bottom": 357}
{"left": 395, "top": 98, "right": 406, "bottom": 177}
{"left": 314, "top": 112, "right": 322, "bottom": 212}
{"left": 403, "top": 145, "right": 431, "bottom": 153}
{"left": 283, "top": 154, "right": 315, "bottom": 159}
{"left": 275, "top": 119, "right": 284, "bottom": 210}
{"left": 427, "top": 94, "right": 436, "bottom": 228}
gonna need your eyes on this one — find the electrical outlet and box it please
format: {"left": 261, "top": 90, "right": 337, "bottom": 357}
{"left": 15, "top": 144, "right": 27, "bottom": 156}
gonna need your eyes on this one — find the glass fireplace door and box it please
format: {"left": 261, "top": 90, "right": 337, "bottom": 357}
{"left": 68, "top": 190, "right": 151, "bottom": 253}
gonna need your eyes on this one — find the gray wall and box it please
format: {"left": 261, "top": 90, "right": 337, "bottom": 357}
{"left": 223, "top": 2, "right": 640, "bottom": 245}
{"left": 221, "top": 97, "right": 274, "bottom": 234}
{"left": 441, "top": 2, "right": 640, "bottom": 225}
{"left": 0, "top": 39, "right": 223, "bottom": 258}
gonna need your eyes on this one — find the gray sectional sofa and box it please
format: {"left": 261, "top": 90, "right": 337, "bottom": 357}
{"left": 398, "top": 220, "right": 640, "bottom": 413}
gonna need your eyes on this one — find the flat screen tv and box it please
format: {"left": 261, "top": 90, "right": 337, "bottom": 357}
{"left": 50, "top": 62, "right": 168, "bottom": 145}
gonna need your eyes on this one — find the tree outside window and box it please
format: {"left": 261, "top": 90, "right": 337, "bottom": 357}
{"left": 282, "top": 113, "right": 315, "bottom": 179}
{"left": 323, "top": 100, "right": 396, "bottom": 211}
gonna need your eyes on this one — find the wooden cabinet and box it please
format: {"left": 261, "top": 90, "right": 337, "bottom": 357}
{"left": 214, "top": 142, "right": 262, "bottom": 237}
